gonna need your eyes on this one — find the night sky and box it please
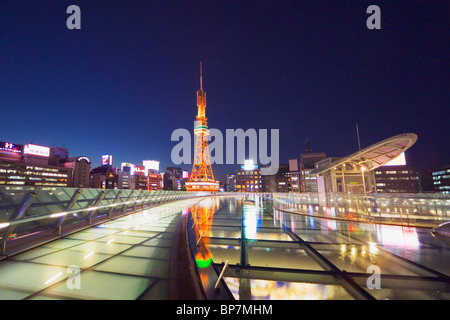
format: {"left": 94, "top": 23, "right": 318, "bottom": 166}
{"left": 0, "top": 1, "right": 449, "bottom": 182}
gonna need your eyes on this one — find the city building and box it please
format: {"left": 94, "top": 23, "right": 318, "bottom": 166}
{"left": 164, "top": 167, "right": 184, "bottom": 190}
{"left": 118, "top": 168, "right": 132, "bottom": 189}
{"left": 299, "top": 150, "right": 326, "bottom": 193}
{"left": 432, "top": 165, "right": 450, "bottom": 193}
{"left": 235, "top": 160, "right": 264, "bottom": 192}
{"left": 234, "top": 161, "right": 296, "bottom": 193}
{"left": 264, "top": 164, "right": 290, "bottom": 192}
{"left": 314, "top": 157, "right": 376, "bottom": 193}
{"left": 147, "top": 172, "right": 163, "bottom": 190}
{"left": 49, "top": 147, "right": 69, "bottom": 166}
{"left": 90, "top": 160, "right": 117, "bottom": 189}
{"left": 64, "top": 156, "right": 91, "bottom": 188}
{"left": 289, "top": 159, "right": 300, "bottom": 193}
{"left": 143, "top": 160, "right": 163, "bottom": 190}
{"left": 374, "top": 165, "right": 420, "bottom": 193}
{"left": 226, "top": 174, "right": 236, "bottom": 192}
{"left": 0, "top": 141, "right": 73, "bottom": 187}
{"left": 131, "top": 164, "right": 148, "bottom": 190}
{"left": 0, "top": 160, "right": 72, "bottom": 187}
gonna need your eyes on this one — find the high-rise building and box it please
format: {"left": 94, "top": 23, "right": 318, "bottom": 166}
{"left": 374, "top": 165, "right": 420, "bottom": 193}
{"left": 226, "top": 174, "right": 236, "bottom": 192}
{"left": 90, "top": 157, "right": 117, "bottom": 189}
{"left": 300, "top": 151, "right": 326, "bottom": 192}
{"left": 131, "top": 164, "right": 148, "bottom": 190}
{"left": 0, "top": 141, "right": 72, "bottom": 188}
{"left": 289, "top": 159, "right": 300, "bottom": 193}
{"left": 118, "top": 169, "right": 132, "bottom": 189}
{"left": 265, "top": 164, "right": 290, "bottom": 192}
{"left": 235, "top": 161, "right": 264, "bottom": 192}
{"left": 0, "top": 160, "right": 72, "bottom": 187}
{"left": 164, "top": 167, "right": 183, "bottom": 190}
{"left": 64, "top": 156, "right": 91, "bottom": 188}
{"left": 148, "top": 172, "right": 163, "bottom": 190}
{"left": 432, "top": 165, "right": 450, "bottom": 193}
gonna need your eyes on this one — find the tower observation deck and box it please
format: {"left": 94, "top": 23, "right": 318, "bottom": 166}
{"left": 185, "top": 63, "right": 219, "bottom": 192}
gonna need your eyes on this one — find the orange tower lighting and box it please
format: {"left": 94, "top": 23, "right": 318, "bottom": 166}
{"left": 186, "top": 63, "right": 219, "bottom": 192}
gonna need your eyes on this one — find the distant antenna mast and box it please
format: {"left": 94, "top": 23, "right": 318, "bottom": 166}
{"left": 200, "top": 61, "right": 203, "bottom": 90}
{"left": 356, "top": 123, "right": 361, "bottom": 150}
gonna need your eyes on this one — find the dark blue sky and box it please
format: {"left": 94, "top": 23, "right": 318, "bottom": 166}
{"left": 0, "top": 1, "right": 449, "bottom": 181}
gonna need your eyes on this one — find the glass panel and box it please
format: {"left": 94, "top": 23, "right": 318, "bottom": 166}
{"left": 352, "top": 275, "right": 450, "bottom": 300}
{"left": 0, "top": 188, "right": 34, "bottom": 222}
{"left": 40, "top": 270, "right": 154, "bottom": 300}
{"left": 223, "top": 278, "right": 355, "bottom": 300}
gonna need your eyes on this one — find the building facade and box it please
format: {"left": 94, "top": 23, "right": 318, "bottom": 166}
{"left": 432, "top": 165, "right": 450, "bottom": 193}
{"left": 0, "top": 141, "right": 74, "bottom": 188}
{"left": 0, "top": 160, "right": 72, "bottom": 187}
{"left": 300, "top": 152, "right": 326, "bottom": 192}
{"left": 374, "top": 165, "right": 420, "bottom": 193}
{"left": 64, "top": 156, "right": 91, "bottom": 188}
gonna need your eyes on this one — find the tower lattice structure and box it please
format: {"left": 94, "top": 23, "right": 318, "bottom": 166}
{"left": 186, "top": 63, "right": 219, "bottom": 192}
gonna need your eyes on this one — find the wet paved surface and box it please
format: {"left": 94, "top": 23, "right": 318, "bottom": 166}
{"left": 191, "top": 196, "right": 450, "bottom": 300}
{"left": 1, "top": 195, "right": 449, "bottom": 300}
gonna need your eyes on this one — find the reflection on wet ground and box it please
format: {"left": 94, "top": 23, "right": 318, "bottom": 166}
{"left": 190, "top": 195, "right": 450, "bottom": 300}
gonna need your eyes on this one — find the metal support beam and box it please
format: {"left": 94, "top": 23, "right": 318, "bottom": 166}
{"left": 86, "top": 189, "right": 106, "bottom": 225}
{"left": 122, "top": 191, "right": 135, "bottom": 214}
{"left": 132, "top": 190, "right": 145, "bottom": 212}
{"left": 0, "top": 188, "right": 40, "bottom": 255}
{"left": 55, "top": 188, "right": 83, "bottom": 235}
{"left": 107, "top": 190, "right": 123, "bottom": 218}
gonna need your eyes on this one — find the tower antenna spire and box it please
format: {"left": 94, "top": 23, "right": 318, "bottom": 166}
{"left": 200, "top": 62, "right": 203, "bottom": 90}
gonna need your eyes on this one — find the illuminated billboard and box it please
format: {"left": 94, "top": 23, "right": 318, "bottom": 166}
{"left": 132, "top": 165, "right": 146, "bottom": 175}
{"left": 102, "top": 155, "right": 113, "bottom": 166}
{"left": 24, "top": 144, "right": 50, "bottom": 157}
{"left": 143, "top": 160, "right": 160, "bottom": 172}
{"left": 0, "top": 141, "right": 23, "bottom": 154}
{"left": 241, "top": 159, "right": 257, "bottom": 171}
{"left": 383, "top": 152, "right": 406, "bottom": 166}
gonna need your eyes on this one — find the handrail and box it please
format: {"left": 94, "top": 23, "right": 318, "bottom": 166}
{"left": 0, "top": 186, "right": 213, "bottom": 255}
{"left": 273, "top": 192, "right": 450, "bottom": 228}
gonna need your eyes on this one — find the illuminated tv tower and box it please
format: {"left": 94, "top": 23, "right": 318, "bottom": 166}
{"left": 185, "top": 63, "right": 219, "bottom": 192}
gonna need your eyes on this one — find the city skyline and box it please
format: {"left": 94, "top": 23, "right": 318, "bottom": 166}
{"left": 1, "top": 1, "right": 449, "bottom": 183}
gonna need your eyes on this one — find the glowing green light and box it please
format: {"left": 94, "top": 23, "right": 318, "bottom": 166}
{"left": 195, "top": 257, "right": 213, "bottom": 268}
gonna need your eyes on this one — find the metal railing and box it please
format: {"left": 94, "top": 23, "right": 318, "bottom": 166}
{"left": 0, "top": 186, "right": 211, "bottom": 256}
{"left": 273, "top": 192, "right": 450, "bottom": 227}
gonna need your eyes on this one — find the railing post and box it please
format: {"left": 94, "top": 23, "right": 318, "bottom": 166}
{"left": 215, "top": 260, "right": 229, "bottom": 293}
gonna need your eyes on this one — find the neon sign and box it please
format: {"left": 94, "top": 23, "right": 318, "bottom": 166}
{"left": 77, "top": 156, "right": 91, "bottom": 163}
{"left": 102, "top": 155, "right": 113, "bottom": 166}
{"left": 24, "top": 144, "right": 50, "bottom": 157}
{"left": 0, "top": 142, "right": 23, "bottom": 154}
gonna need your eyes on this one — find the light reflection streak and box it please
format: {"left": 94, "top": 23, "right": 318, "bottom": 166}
{"left": 45, "top": 272, "right": 63, "bottom": 285}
